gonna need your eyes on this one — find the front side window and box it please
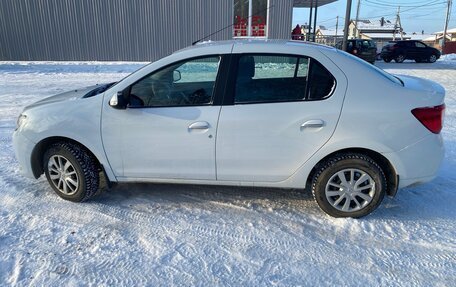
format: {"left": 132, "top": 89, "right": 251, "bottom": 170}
{"left": 129, "top": 56, "right": 220, "bottom": 107}
{"left": 234, "top": 54, "right": 334, "bottom": 104}
{"left": 234, "top": 0, "right": 268, "bottom": 38}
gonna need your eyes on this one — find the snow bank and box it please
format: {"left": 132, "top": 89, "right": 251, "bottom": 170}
{"left": 439, "top": 53, "right": 456, "bottom": 62}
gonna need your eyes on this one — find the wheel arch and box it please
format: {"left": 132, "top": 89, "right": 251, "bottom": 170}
{"left": 306, "top": 147, "right": 399, "bottom": 197}
{"left": 31, "top": 136, "right": 102, "bottom": 179}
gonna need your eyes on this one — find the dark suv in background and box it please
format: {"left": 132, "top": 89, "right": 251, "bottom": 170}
{"left": 381, "top": 40, "right": 440, "bottom": 63}
{"left": 336, "top": 39, "right": 377, "bottom": 64}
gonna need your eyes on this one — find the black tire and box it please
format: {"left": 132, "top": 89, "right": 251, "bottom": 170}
{"left": 43, "top": 142, "right": 100, "bottom": 202}
{"left": 428, "top": 54, "right": 437, "bottom": 63}
{"left": 382, "top": 57, "right": 392, "bottom": 63}
{"left": 311, "top": 153, "right": 386, "bottom": 218}
{"left": 394, "top": 54, "right": 405, "bottom": 63}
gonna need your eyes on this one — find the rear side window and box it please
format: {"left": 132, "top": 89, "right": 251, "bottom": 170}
{"left": 234, "top": 54, "right": 335, "bottom": 104}
{"left": 307, "top": 60, "right": 336, "bottom": 100}
{"left": 415, "top": 42, "right": 426, "bottom": 48}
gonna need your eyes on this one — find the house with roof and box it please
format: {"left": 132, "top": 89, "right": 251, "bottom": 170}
{"left": 315, "top": 26, "right": 342, "bottom": 46}
{"left": 422, "top": 28, "right": 456, "bottom": 47}
{"left": 348, "top": 18, "right": 410, "bottom": 49}
{"left": 421, "top": 28, "right": 456, "bottom": 53}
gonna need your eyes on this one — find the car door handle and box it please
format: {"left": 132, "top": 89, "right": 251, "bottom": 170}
{"left": 188, "top": 121, "right": 210, "bottom": 130}
{"left": 301, "top": 120, "right": 325, "bottom": 129}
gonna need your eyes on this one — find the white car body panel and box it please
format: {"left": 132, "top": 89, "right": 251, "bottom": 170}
{"left": 216, "top": 42, "right": 348, "bottom": 182}
{"left": 103, "top": 106, "right": 221, "bottom": 180}
{"left": 12, "top": 86, "right": 116, "bottom": 180}
{"left": 12, "top": 40, "right": 445, "bottom": 193}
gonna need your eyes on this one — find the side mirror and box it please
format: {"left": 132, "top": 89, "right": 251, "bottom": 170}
{"left": 173, "top": 70, "right": 181, "bottom": 82}
{"left": 109, "top": 91, "right": 128, "bottom": 110}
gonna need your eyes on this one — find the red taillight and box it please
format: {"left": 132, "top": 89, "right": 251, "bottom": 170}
{"left": 411, "top": 104, "right": 445, "bottom": 134}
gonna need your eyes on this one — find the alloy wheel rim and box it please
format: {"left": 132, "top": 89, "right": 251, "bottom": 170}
{"left": 325, "top": 168, "right": 376, "bottom": 213}
{"left": 430, "top": 55, "right": 436, "bottom": 62}
{"left": 48, "top": 155, "right": 79, "bottom": 195}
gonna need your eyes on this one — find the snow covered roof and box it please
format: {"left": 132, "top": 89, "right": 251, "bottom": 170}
{"left": 423, "top": 35, "right": 437, "bottom": 42}
{"left": 318, "top": 29, "right": 340, "bottom": 36}
{"left": 355, "top": 19, "right": 396, "bottom": 31}
{"left": 434, "top": 27, "right": 456, "bottom": 34}
{"left": 407, "top": 34, "right": 435, "bottom": 41}
{"left": 361, "top": 32, "right": 410, "bottom": 40}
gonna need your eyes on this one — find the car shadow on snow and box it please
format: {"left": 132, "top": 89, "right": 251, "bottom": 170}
{"left": 92, "top": 182, "right": 318, "bottom": 213}
{"left": 85, "top": 177, "right": 456, "bottom": 221}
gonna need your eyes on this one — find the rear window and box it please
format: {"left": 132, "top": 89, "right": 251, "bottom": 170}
{"left": 362, "top": 40, "right": 376, "bottom": 48}
{"left": 338, "top": 50, "right": 403, "bottom": 86}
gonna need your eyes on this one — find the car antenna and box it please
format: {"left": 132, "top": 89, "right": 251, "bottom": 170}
{"left": 192, "top": 5, "right": 275, "bottom": 46}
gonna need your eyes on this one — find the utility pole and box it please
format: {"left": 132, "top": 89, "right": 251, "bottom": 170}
{"left": 442, "top": 0, "right": 453, "bottom": 54}
{"left": 342, "top": 0, "right": 352, "bottom": 51}
{"left": 307, "top": 0, "right": 314, "bottom": 41}
{"left": 313, "top": 0, "right": 319, "bottom": 42}
{"left": 335, "top": 16, "right": 339, "bottom": 37}
{"left": 335, "top": 16, "right": 339, "bottom": 46}
{"left": 355, "top": 0, "right": 361, "bottom": 38}
{"left": 393, "top": 6, "right": 404, "bottom": 41}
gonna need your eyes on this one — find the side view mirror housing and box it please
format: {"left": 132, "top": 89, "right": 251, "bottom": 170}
{"left": 173, "top": 70, "right": 181, "bottom": 82}
{"left": 109, "top": 90, "right": 128, "bottom": 110}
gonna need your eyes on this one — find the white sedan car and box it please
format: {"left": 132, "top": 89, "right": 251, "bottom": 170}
{"left": 13, "top": 40, "right": 445, "bottom": 218}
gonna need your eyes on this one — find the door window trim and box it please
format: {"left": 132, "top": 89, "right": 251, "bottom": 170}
{"left": 222, "top": 53, "right": 337, "bottom": 105}
{"left": 124, "top": 54, "right": 229, "bottom": 109}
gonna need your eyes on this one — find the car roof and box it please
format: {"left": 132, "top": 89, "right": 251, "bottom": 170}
{"left": 176, "top": 39, "right": 336, "bottom": 54}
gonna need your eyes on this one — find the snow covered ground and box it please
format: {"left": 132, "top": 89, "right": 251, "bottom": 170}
{"left": 0, "top": 59, "right": 455, "bottom": 286}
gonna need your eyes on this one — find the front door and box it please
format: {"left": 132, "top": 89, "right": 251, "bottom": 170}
{"left": 102, "top": 56, "right": 223, "bottom": 180}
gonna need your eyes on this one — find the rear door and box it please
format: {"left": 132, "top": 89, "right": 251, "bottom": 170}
{"left": 216, "top": 52, "right": 346, "bottom": 182}
{"left": 414, "top": 41, "right": 428, "bottom": 59}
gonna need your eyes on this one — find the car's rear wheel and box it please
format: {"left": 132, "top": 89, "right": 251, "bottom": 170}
{"left": 394, "top": 54, "right": 405, "bottom": 63}
{"left": 43, "top": 142, "right": 100, "bottom": 202}
{"left": 428, "top": 54, "right": 437, "bottom": 63}
{"left": 382, "top": 57, "right": 392, "bottom": 63}
{"left": 311, "top": 153, "right": 386, "bottom": 218}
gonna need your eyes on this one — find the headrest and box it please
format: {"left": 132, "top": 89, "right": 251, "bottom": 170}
{"left": 238, "top": 56, "right": 255, "bottom": 79}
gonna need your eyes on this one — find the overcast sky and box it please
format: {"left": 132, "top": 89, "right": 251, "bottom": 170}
{"left": 292, "top": 0, "right": 455, "bottom": 34}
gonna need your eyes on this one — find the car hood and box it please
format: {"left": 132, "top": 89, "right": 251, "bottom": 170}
{"left": 23, "top": 84, "right": 107, "bottom": 111}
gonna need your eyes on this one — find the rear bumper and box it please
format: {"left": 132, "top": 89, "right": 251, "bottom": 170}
{"left": 382, "top": 134, "right": 444, "bottom": 189}
{"left": 12, "top": 131, "right": 36, "bottom": 179}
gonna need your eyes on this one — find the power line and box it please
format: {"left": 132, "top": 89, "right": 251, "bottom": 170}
{"left": 361, "top": 1, "right": 447, "bottom": 19}
{"left": 364, "top": 0, "right": 445, "bottom": 8}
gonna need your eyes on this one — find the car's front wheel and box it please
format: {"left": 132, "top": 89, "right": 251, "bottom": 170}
{"left": 43, "top": 142, "right": 100, "bottom": 202}
{"left": 311, "top": 153, "right": 386, "bottom": 218}
{"left": 382, "top": 57, "right": 392, "bottom": 63}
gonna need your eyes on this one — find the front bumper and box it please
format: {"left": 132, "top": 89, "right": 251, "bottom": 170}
{"left": 12, "top": 131, "right": 37, "bottom": 179}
